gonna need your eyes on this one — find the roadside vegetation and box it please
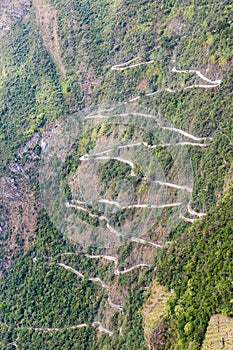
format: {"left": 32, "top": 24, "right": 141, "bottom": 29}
{"left": 0, "top": 0, "right": 232, "bottom": 348}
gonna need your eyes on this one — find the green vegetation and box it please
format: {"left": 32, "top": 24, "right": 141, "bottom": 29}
{"left": 0, "top": 211, "right": 154, "bottom": 349}
{"left": 157, "top": 183, "right": 233, "bottom": 349}
{"left": 0, "top": 13, "right": 65, "bottom": 172}
{"left": 0, "top": 0, "right": 232, "bottom": 348}
{"left": 98, "top": 159, "right": 132, "bottom": 186}
{"left": 143, "top": 282, "right": 173, "bottom": 340}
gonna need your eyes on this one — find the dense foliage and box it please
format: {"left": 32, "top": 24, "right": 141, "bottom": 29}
{"left": 0, "top": 212, "right": 153, "bottom": 349}
{"left": 0, "top": 0, "right": 232, "bottom": 348}
{"left": 157, "top": 183, "right": 233, "bottom": 349}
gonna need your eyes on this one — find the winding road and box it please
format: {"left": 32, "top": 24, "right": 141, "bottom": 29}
{"left": 172, "top": 66, "right": 221, "bottom": 86}
{"left": 161, "top": 126, "right": 212, "bottom": 141}
{"left": 179, "top": 214, "right": 197, "bottom": 224}
{"left": 80, "top": 153, "right": 193, "bottom": 194}
{"left": 67, "top": 199, "right": 183, "bottom": 244}
{"left": 57, "top": 262, "right": 123, "bottom": 310}
{"left": 50, "top": 255, "right": 150, "bottom": 337}
{"left": 29, "top": 322, "right": 114, "bottom": 336}
{"left": 85, "top": 253, "right": 152, "bottom": 275}
{"left": 4, "top": 318, "right": 114, "bottom": 337}
{"left": 70, "top": 110, "right": 210, "bottom": 232}
{"left": 152, "top": 180, "right": 192, "bottom": 193}
{"left": 84, "top": 112, "right": 212, "bottom": 142}
{"left": 80, "top": 154, "right": 136, "bottom": 176}
{"left": 57, "top": 252, "right": 153, "bottom": 312}
{"left": 60, "top": 252, "right": 153, "bottom": 277}
{"left": 68, "top": 194, "right": 206, "bottom": 237}
{"left": 64, "top": 62, "right": 211, "bottom": 323}
{"left": 111, "top": 57, "right": 139, "bottom": 68}
{"left": 81, "top": 149, "right": 195, "bottom": 192}
{"left": 187, "top": 202, "right": 207, "bottom": 218}
{"left": 130, "top": 237, "right": 162, "bottom": 248}
{"left": 67, "top": 201, "right": 124, "bottom": 237}
{"left": 111, "top": 59, "right": 154, "bottom": 71}
{"left": 3, "top": 55, "right": 216, "bottom": 346}
{"left": 110, "top": 56, "right": 222, "bottom": 101}
{"left": 121, "top": 202, "right": 182, "bottom": 209}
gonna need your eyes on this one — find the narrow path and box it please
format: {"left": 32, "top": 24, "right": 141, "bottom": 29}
{"left": 184, "top": 83, "right": 221, "bottom": 89}
{"left": 80, "top": 153, "right": 192, "bottom": 193}
{"left": 57, "top": 262, "right": 123, "bottom": 310}
{"left": 127, "top": 65, "right": 221, "bottom": 102}
{"left": 31, "top": 324, "right": 88, "bottom": 332}
{"left": 110, "top": 58, "right": 222, "bottom": 102}
{"left": 66, "top": 202, "right": 97, "bottom": 218}
{"left": 172, "top": 67, "right": 221, "bottom": 85}
{"left": 85, "top": 254, "right": 118, "bottom": 267}
{"left": 92, "top": 322, "right": 114, "bottom": 336}
{"left": 111, "top": 57, "right": 139, "bottom": 68}
{"left": 68, "top": 199, "right": 183, "bottom": 213}
{"left": 106, "top": 222, "right": 123, "bottom": 237}
{"left": 128, "top": 95, "right": 140, "bottom": 102}
{"left": 29, "top": 322, "right": 113, "bottom": 336}
{"left": 147, "top": 141, "right": 209, "bottom": 147}
{"left": 110, "top": 54, "right": 222, "bottom": 102}
{"left": 98, "top": 199, "right": 122, "bottom": 208}
{"left": 84, "top": 112, "right": 212, "bottom": 142}
{"left": 130, "top": 237, "right": 162, "bottom": 248}
{"left": 162, "top": 126, "right": 212, "bottom": 141}
{"left": 128, "top": 80, "right": 220, "bottom": 102}
{"left": 83, "top": 142, "right": 209, "bottom": 154}
{"left": 68, "top": 198, "right": 183, "bottom": 215}
{"left": 66, "top": 199, "right": 189, "bottom": 244}
{"left": 68, "top": 198, "right": 206, "bottom": 232}
{"left": 61, "top": 253, "right": 153, "bottom": 274}
{"left": 115, "top": 263, "right": 149, "bottom": 275}
{"left": 80, "top": 154, "right": 136, "bottom": 176}
{"left": 69, "top": 199, "right": 86, "bottom": 205}
{"left": 57, "top": 254, "right": 150, "bottom": 311}
{"left": 57, "top": 263, "right": 84, "bottom": 278}
{"left": 111, "top": 59, "right": 154, "bottom": 71}
{"left": 89, "top": 276, "right": 109, "bottom": 289}
{"left": 122, "top": 202, "right": 182, "bottom": 209}
{"left": 85, "top": 254, "right": 151, "bottom": 275}
{"left": 187, "top": 203, "right": 207, "bottom": 218}
{"left": 179, "top": 214, "right": 197, "bottom": 224}
{"left": 80, "top": 141, "right": 207, "bottom": 165}
{"left": 128, "top": 88, "right": 175, "bottom": 102}
{"left": 67, "top": 201, "right": 123, "bottom": 237}
{"left": 153, "top": 180, "right": 192, "bottom": 193}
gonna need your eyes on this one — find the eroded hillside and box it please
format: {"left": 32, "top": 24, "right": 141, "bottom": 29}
{"left": 0, "top": 0, "right": 30, "bottom": 37}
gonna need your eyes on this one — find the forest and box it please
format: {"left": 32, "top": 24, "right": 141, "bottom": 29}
{"left": 0, "top": 0, "right": 232, "bottom": 349}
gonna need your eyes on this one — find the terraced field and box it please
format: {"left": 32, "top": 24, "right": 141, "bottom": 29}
{"left": 202, "top": 314, "right": 233, "bottom": 349}
{"left": 142, "top": 281, "right": 173, "bottom": 341}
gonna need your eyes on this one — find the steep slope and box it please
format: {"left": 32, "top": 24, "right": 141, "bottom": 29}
{"left": 0, "top": 0, "right": 232, "bottom": 349}
{"left": 156, "top": 183, "right": 233, "bottom": 349}
{"left": 201, "top": 314, "right": 233, "bottom": 349}
{"left": 0, "top": 0, "right": 30, "bottom": 38}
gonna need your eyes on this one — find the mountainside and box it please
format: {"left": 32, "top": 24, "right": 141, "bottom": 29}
{"left": 0, "top": 0, "right": 232, "bottom": 349}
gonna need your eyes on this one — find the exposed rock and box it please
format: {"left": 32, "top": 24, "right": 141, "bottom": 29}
{"left": 167, "top": 14, "right": 186, "bottom": 35}
{"left": 0, "top": 0, "right": 31, "bottom": 38}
